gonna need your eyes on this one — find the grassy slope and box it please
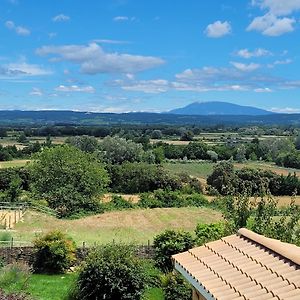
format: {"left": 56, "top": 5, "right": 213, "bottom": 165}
{"left": 0, "top": 160, "right": 30, "bottom": 168}
{"left": 13, "top": 207, "right": 222, "bottom": 245}
{"left": 164, "top": 162, "right": 215, "bottom": 179}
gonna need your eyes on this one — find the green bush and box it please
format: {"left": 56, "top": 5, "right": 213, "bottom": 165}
{"left": 109, "top": 195, "right": 135, "bottom": 210}
{"left": 153, "top": 230, "right": 195, "bottom": 272}
{"left": 0, "top": 262, "right": 31, "bottom": 293}
{"left": 33, "top": 231, "right": 76, "bottom": 274}
{"left": 161, "top": 272, "right": 191, "bottom": 300}
{"left": 195, "top": 222, "right": 233, "bottom": 245}
{"left": 72, "top": 244, "right": 147, "bottom": 300}
{"left": 139, "top": 193, "right": 163, "bottom": 208}
{"left": 185, "top": 193, "right": 209, "bottom": 207}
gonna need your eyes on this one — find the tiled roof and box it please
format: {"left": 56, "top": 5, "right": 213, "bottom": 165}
{"left": 173, "top": 228, "right": 300, "bottom": 300}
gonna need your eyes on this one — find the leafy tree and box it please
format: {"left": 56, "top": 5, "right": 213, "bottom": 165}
{"left": 207, "top": 161, "right": 236, "bottom": 195}
{"left": 183, "top": 142, "right": 208, "bottom": 160}
{"left": 6, "top": 175, "right": 22, "bottom": 202}
{"left": 99, "top": 136, "right": 144, "bottom": 164}
{"left": 66, "top": 135, "right": 99, "bottom": 153}
{"left": 153, "top": 230, "right": 195, "bottom": 272}
{"left": 107, "top": 163, "right": 182, "bottom": 193}
{"left": 16, "top": 132, "right": 27, "bottom": 144}
{"left": 33, "top": 231, "right": 76, "bottom": 273}
{"left": 235, "top": 144, "right": 246, "bottom": 162}
{"left": 180, "top": 130, "right": 194, "bottom": 141}
{"left": 73, "top": 244, "right": 147, "bottom": 300}
{"left": 151, "top": 129, "right": 163, "bottom": 139}
{"left": 29, "top": 145, "right": 109, "bottom": 217}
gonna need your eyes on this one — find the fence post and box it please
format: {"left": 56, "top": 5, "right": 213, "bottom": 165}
{"left": 10, "top": 237, "right": 13, "bottom": 249}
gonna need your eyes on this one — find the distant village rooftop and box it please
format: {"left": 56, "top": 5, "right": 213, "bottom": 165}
{"left": 173, "top": 228, "right": 300, "bottom": 300}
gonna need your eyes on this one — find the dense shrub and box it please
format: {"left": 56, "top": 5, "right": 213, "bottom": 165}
{"left": 162, "top": 272, "right": 192, "bottom": 300}
{"left": 108, "top": 163, "right": 182, "bottom": 193}
{"left": 207, "top": 161, "right": 300, "bottom": 196}
{"left": 104, "top": 195, "right": 135, "bottom": 211}
{"left": 33, "top": 231, "right": 76, "bottom": 274}
{"left": 72, "top": 244, "right": 147, "bottom": 300}
{"left": 195, "top": 222, "right": 233, "bottom": 245}
{"left": 153, "top": 230, "right": 195, "bottom": 272}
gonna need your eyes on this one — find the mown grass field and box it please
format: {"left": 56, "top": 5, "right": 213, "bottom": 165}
{"left": 0, "top": 159, "right": 30, "bottom": 168}
{"left": 164, "top": 160, "right": 300, "bottom": 181}
{"left": 13, "top": 207, "right": 222, "bottom": 245}
{"left": 164, "top": 162, "right": 215, "bottom": 179}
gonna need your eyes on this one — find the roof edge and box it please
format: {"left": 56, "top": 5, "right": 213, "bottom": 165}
{"left": 238, "top": 228, "right": 300, "bottom": 265}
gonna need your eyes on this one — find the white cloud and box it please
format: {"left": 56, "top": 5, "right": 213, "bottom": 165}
{"left": 93, "top": 39, "right": 129, "bottom": 44}
{"left": 268, "top": 58, "right": 292, "bottom": 68}
{"left": 231, "top": 61, "right": 261, "bottom": 71}
{"left": 52, "top": 14, "right": 70, "bottom": 22}
{"left": 0, "top": 61, "right": 51, "bottom": 77}
{"left": 254, "top": 87, "right": 272, "bottom": 92}
{"left": 236, "top": 48, "right": 272, "bottom": 58}
{"left": 29, "top": 87, "right": 43, "bottom": 96}
{"left": 270, "top": 107, "right": 300, "bottom": 113}
{"left": 247, "top": 13, "right": 295, "bottom": 36}
{"left": 55, "top": 85, "right": 95, "bottom": 93}
{"left": 205, "top": 21, "right": 231, "bottom": 38}
{"left": 5, "top": 20, "right": 30, "bottom": 36}
{"left": 113, "top": 79, "right": 169, "bottom": 93}
{"left": 113, "top": 16, "right": 136, "bottom": 22}
{"left": 36, "top": 43, "right": 165, "bottom": 74}
{"left": 251, "top": 0, "right": 300, "bottom": 16}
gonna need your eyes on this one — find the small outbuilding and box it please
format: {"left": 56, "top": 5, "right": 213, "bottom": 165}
{"left": 173, "top": 228, "right": 300, "bottom": 300}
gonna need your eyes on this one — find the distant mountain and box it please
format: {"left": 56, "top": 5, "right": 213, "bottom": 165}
{"left": 168, "top": 101, "right": 273, "bottom": 116}
{"left": 0, "top": 109, "right": 298, "bottom": 126}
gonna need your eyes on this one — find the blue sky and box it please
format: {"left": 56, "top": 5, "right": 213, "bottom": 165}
{"left": 1, "top": 0, "right": 300, "bottom": 113}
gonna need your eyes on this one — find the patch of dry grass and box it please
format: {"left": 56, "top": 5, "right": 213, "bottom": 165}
{"left": 13, "top": 207, "right": 222, "bottom": 245}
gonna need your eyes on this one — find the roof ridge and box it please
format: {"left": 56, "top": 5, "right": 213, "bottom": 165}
{"left": 238, "top": 228, "right": 300, "bottom": 265}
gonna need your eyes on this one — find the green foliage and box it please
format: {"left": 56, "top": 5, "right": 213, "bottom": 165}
{"left": 0, "top": 262, "right": 31, "bottom": 293}
{"left": 66, "top": 136, "right": 99, "bottom": 153}
{"left": 33, "top": 231, "right": 76, "bottom": 274}
{"left": 29, "top": 145, "right": 109, "bottom": 217}
{"left": 195, "top": 222, "right": 233, "bottom": 245}
{"left": 108, "top": 163, "right": 182, "bottom": 193}
{"left": 183, "top": 142, "right": 208, "bottom": 160}
{"left": 6, "top": 175, "right": 22, "bottom": 202}
{"left": 247, "top": 197, "right": 300, "bottom": 246}
{"left": 153, "top": 230, "right": 195, "bottom": 272}
{"left": 72, "top": 244, "right": 147, "bottom": 300}
{"left": 208, "top": 161, "right": 300, "bottom": 196}
{"left": 104, "top": 195, "right": 135, "bottom": 211}
{"left": 207, "top": 161, "right": 236, "bottom": 195}
{"left": 161, "top": 272, "right": 191, "bottom": 300}
{"left": 100, "top": 136, "right": 144, "bottom": 164}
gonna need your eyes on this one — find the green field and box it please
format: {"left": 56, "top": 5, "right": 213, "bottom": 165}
{"left": 13, "top": 207, "right": 222, "bottom": 245}
{"left": 0, "top": 159, "right": 31, "bottom": 168}
{"left": 164, "top": 162, "right": 215, "bottom": 179}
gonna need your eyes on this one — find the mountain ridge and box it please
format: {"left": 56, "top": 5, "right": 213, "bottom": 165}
{"left": 167, "top": 101, "right": 273, "bottom": 116}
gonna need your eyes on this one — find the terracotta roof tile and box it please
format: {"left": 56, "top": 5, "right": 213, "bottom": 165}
{"left": 173, "top": 228, "right": 300, "bottom": 300}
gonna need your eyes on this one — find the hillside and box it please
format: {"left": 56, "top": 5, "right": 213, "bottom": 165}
{"left": 0, "top": 110, "right": 299, "bottom": 126}
{"left": 168, "top": 101, "right": 273, "bottom": 115}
